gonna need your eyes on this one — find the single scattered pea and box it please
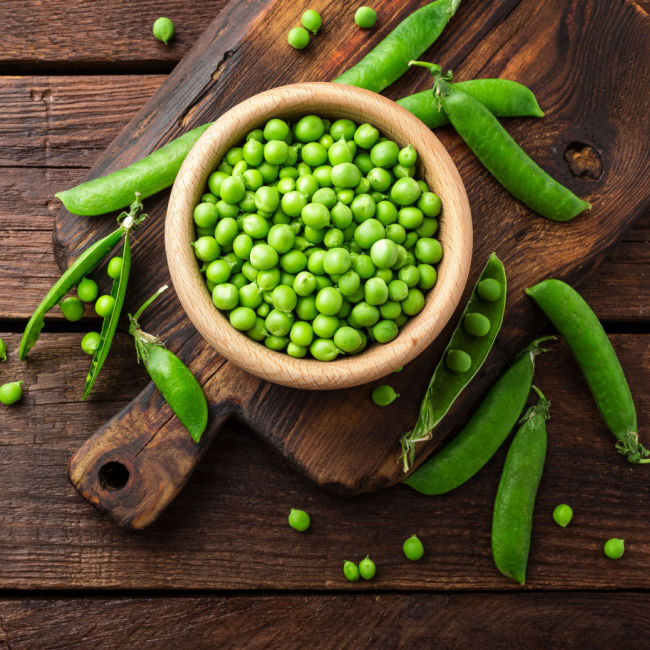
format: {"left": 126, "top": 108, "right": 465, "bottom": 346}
{"left": 77, "top": 278, "right": 99, "bottom": 303}
{"left": 355, "top": 6, "right": 377, "bottom": 29}
{"left": 288, "top": 508, "right": 311, "bottom": 532}
{"left": 552, "top": 504, "right": 573, "bottom": 528}
{"left": 81, "top": 331, "right": 101, "bottom": 355}
{"left": 0, "top": 380, "right": 22, "bottom": 405}
{"left": 463, "top": 312, "right": 491, "bottom": 337}
{"left": 358, "top": 556, "right": 376, "bottom": 580}
{"left": 403, "top": 534, "right": 424, "bottom": 561}
{"left": 604, "top": 538, "right": 625, "bottom": 559}
{"left": 301, "top": 9, "right": 322, "bottom": 34}
{"left": 372, "top": 384, "right": 398, "bottom": 406}
{"left": 153, "top": 16, "right": 175, "bottom": 45}
{"left": 107, "top": 256, "right": 123, "bottom": 279}
{"left": 0, "top": 337, "right": 7, "bottom": 361}
{"left": 60, "top": 296, "right": 85, "bottom": 322}
{"left": 95, "top": 295, "right": 116, "bottom": 318}
{"left": 288, "top": 26, "right": 310, "bottom": 50}
{"left": 343, "top": 560, "right": 360, "bottom": 582}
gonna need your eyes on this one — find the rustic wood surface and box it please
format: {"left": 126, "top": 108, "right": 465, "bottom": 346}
{"left": 0, "top": 0, "right": 648, "bottom": 646}
{"left": 51, "top": 0, "right": 650, "bottom": 512}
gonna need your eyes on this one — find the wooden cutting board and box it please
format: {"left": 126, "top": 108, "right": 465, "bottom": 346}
{"left": 55, "top": 0, "right": 648, "bottom": 529}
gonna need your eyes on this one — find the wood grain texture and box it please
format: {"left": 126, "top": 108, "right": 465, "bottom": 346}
{"left": 1, "top": 593, "right": 649, "bottom": 649}
{"left": 0, "top": 1, "right": 228, "bottom": 72}
{"left": 0, "top": 332, "right": 648, "bottom": 589}
{"left": 48, "top": 0, "right": 650, "bottom": 513}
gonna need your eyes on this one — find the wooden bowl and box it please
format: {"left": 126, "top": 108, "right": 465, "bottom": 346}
{"left": 166, "top": 82, "right": 472, "bottom": 390}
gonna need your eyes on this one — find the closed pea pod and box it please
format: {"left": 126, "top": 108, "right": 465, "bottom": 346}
{"left": 404, "top": 337, "right": 553, "bottom": 494}
{"left": 492, "top": 386, "right": 549, "bottom": 585}
{"left": 400, "top": 253, "right": 507, "bottom": 470}
{"left": 334, "top": 0, "right": 461, "bottom": 93}
{"left": 129, "top": 286, "right": 208, "bottom": 442}
{"left": 526, "top": 278, "right": 648, "bottom": 463}
{"left": 411, "top": 62, "right": 590, "bottom": 221}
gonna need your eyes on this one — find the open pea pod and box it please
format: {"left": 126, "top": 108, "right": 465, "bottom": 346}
{"left": 129, "top": 286, "right": 208, "bottom": 443}
{"left": 82, "top": 231, "right": 132, "bottom": 400}
{"left": 400, "top": 252, "right": 507, "bottom": 470}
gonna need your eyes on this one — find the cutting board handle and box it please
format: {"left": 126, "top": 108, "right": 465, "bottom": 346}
{"left": 69, "top": 381, "right": 234, "bottom": 530}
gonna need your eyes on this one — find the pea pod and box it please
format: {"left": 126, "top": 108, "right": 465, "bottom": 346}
{"left": 129, "top": 286, "right": 208, "bottom": 442}
{"left": 403, "top": 336, "right": 554, "bottom": 494}
{"left": 19, "top": 195, "right": 146, "bottom": 360}
{"left": 83, "top": 227, "right": 132, "bottom": 400}
{"left": 411, "top": 62, "right": 591, "bottom": 221}
{"left": 55, "top": 124, "right": 210, "bottom": 216}
{"left": 492, "top": 386, "right": 549, "bottom": 585}
{"left": 0, "top": 338, "right": 6, "bottom": 361}
{"left": 399, "top": 253, "right": 507, "bottom": 470}
{"left": 334, "top": 0, "right": 461, "bottom": 93}
{"left": 526, "top": 278, "right": 648, "bottom": 463}
{"left": 396, "top": 79, "right": 544, "bottom": 129}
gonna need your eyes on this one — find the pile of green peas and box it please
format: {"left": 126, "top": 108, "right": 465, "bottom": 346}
{"left": 58, "top": 256, "right": 125, "bottom": 355}
{"left": 192, "top": 114, "right": 443, "bottom": 361}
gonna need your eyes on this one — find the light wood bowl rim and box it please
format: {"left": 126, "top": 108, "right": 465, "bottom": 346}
{"left": 166, "top": 82, "right": 472, "bottom": 390}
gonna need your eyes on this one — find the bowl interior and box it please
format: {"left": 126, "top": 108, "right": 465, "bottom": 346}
{"left": 166, "top": 82, "right": 472, "bottom": 389}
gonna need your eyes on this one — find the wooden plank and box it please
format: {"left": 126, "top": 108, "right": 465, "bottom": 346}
{"left": 0, "top": 332, "right": 647, "bottom": 589}
{"left": 0, "top": 75, "right": 164, "bottom": 167}
{"left": 1, "top": 593, "right": 649, "bottom": 649}
{"left": 0, "top": 1, "right": 228, "bottom": 72}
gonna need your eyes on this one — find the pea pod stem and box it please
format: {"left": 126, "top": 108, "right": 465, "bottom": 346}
{"left": 526, "top": 278, "right": 648, "bottom": 463}
{"left": 19, "top": 194, "right": 146, "bottom": 360}
{"left": 129, "top": 286, "right": 208, "bottom": 443}
{"left": 403, "top": 336, "right": 554, "bottom": 494}
{"left": 492, "top": 386, "right": 549, "bottom": 585}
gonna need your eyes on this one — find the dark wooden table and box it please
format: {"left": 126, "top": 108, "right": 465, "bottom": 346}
{"left": 0, "top": 1, "right": 648, "bottom": 647}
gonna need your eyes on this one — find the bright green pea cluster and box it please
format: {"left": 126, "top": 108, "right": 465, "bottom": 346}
{"left": 193, "top": 115, "right": 444, "bottom": 361}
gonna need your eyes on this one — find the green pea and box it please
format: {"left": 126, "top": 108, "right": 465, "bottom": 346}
{"left": 296, "top": 296, "right": 318, "bottom": 321}
{"left": 232, "top": 233, "right": 253, "bottom": 260}
{"left": 229, "top": 306, "right": 257, "bottom": 331}
{"left": 370, "top": 140, "right": 399, "bottom": 168}
{"left": 351, "top": 302, "right": 380, "bottom": 327}
{"left": 280, "top": 250, "right": 307, "bottom": 273}
{"left": 310, "top": 338, "right": 339, "bottom": 361}
{"left": 330, "top": 119, "right": 356, "bottom": 141}
{"left": 343, "top": 560, "right": 360, "bottom": 582}
{"left": 217, "top": 199, "right": 239, "bottom": 219}
{"left": 416, "top": 218, "right": 438, "bottom": 238}
{"left": 370, "top": 238, "right": 398, "bottom": 269}
{"left": 397, "top": 206, "right": 424, "bottom": 230}
{"left": 288, "top": 507, "right": 311, "bottom": 531}
{"left": 331, "top": 162, "right": 361, "bottom": 188}
{"left": 417, "top": 264, "right": 437, "bottom": 290}
{"left": 372, "top": 319, "right": 398, "bottom": 343}
{"left": 388, "top": 279, "right": 409, "bottom": 302}
{"left": 94, "top": 295, "right": 115, "bottom": 318}
{"left": 239, "top": 283, "right": 263, "bottom": 309}
{"left": 80, "top": 331, "right": 100, "bottom": 355}
{"left": 323, "top": 248, "right": 351, "bottom": 275}
{"left": 193, "top": 236, "right": 220, "bottom": 262}
{"left": 604, "top": 538, "right": 625, "bottom": 559}
{"left": 152, "top": 16, "right": 174, "bottom": 44}
{"left": 354, "top": 219, "right": 385, "bottom": 249}
{"left": 293, "top": 271, "right": 317, "bottom": 296}
{"left": 0, "top": 380, "right": 22, "bottom": 405}
{"left": 212, "top": 283, "right": 239, "bottom": 311}
{"left": 294, "top": 115, "right": 325, "bottom": 142}
{"left": 287, "top": 342, "right": 307, "bottom": 357}
{"left": 319, "top": 134, "right": 334, "bottom": 150}
{"left": 355, "top": 6, "right": 377, "bottom": 29}
{"left": 417, "top": 191, "right": 442, "bottom": 217}
{"left": 331, "top": 202, "right": 353, "bottom": 229}
{"left": 313, "top": 165, "right": 333, "bottom": 187}
{"left": 226, "top": 147, "right": 244, "bottom": 166}
{"left": 323, "top": 228, "right": 344, "bottom": 249}
{"left": 392, "top": 163, "right": 415, "bottom": 179}
{"left": 375, "top": 201, "right": 398, "bottom": 226}
{"left": 553, "top": 504, "right": 573, "bottom": 528}
{"left": 338, "top": 270, "right": 361, "bottom": 297}
{"left": 301, "top": 142, "right": 328, "bottom": 167}
{"left": 281, "top": 190, "right": 309, "bottom": 217}
{"left": 201, "top": 193, "right": 217, "bottom": 204}
{"left": 193, "top": 202, "right": 218, "bottom": 229}
{"left": 302, "top": 202, "right": 330, "bottom": 229}
{"left": 358, "top": 556, "right": 376, "bottom": 580}
{"left": 107, "top": 256, "right": 123, "bottom": 279}
{"left": 350, "top": 194, "right": 376, "bottom": 222}
{"left": 230, "top": 273, "right": 247, "bottom": 289}
{"left": 258, "top": 162, "right": 279, "bottom": 183}
{"left": 401, "top": 288, "right": 425, "bottom": 316}
{"left": 354, "top": 123, "right": 380, "bottom": 149}
{"left": 379, "top": 300, "right": 401, "bottom": 320}
{"left": 364, "top": 277, "right": 388, "bottom": 306}
{"left": 315, "top": 287, "right": 343, "bottom": 316}
{"left": 374, "top": 268, "right": 392, "bottom": 284}
{"left": 267, "top": 224, "right": 295, "bottom": 253}
{"left": 398, "top": 144, "right": 417, "bottom": 167}
{"left": 288, "top": 26, "right": 310, "bottom": 49}
{"left": 312, "top": 187, "right": 338, "bottom": 209}
{"left": 220, "top": 176, "right": 246, "bottom": 204}
{"left": 352, "top": 254, "right": 376, "bottom": 279}
{"left": 446, "top": 349, "right": 472, "bottom": 373}
{"left": 265, "top": 335, "right": 289, "bottom": 351}
{"left": 272, "top": 285, "right": 298, "bottom": 312}
{"left": 328, "top": 138, "right": 354, "bottom": 166}
{"left": 333, "top": 326, "right": 363, "bottom": 353}
{"left": 247, "top": 317, "right": 267, "bottom": 341}
{"left": 355, "top": 177, "right": 371, "bottom": 195}
{"left": 265, "top": 309, "right": 293, "bottom": 337}
{"left": 76, "top": 278, "right": 99, "bottom": 303}
{"left": 206, "top": 259, "right": 232, "bottom": 284}
{"left": 478, "top": 278, "right": 502, "bottom": 302}
{"left": 312, "top": 314, "right": 339, "bottom": 339}
{"left": 403, "top": 535, "right": 424, "bottom": 561}
{"left": 391, "top": 177, "right": 422, "bottom": 205}
{"left": 463, "top": 312, "right": 491, "bottom": 337}
{"left": 290, "top": 321, "right": 314, "bottom": 347}
{"left": 249, "top": 244, "right": 279, "bottom": 270}
{"left": 415, "top": 238, "right": 443, "bottom": 264}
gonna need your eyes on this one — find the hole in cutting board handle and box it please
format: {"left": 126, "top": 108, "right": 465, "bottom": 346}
{"left": 98, "top": 461, "right": 130, "bottom": 491}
